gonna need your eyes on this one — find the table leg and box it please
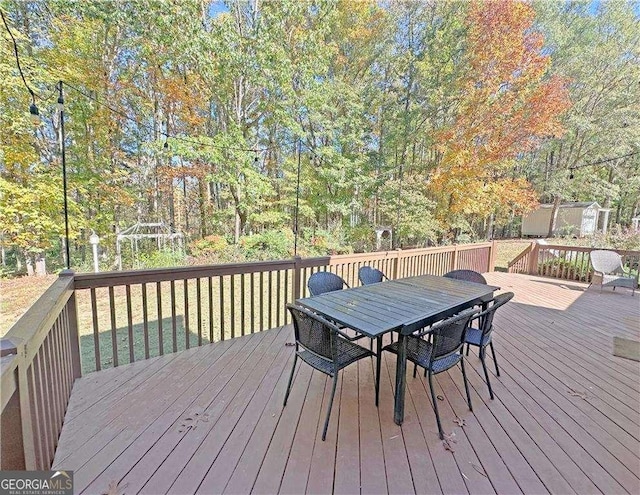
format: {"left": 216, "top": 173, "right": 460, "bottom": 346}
{"left": 375, "top": 336, "right": 382, "bottom": 406}
{"left": 394, "top": 332, "right": 407, "bottom": 425}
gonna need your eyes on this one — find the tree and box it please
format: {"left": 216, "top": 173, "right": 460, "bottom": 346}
{"left": 530, "top": 0, "right": 640, "bottom": 234}
{"left": 431, "top": 0, "right": 570, "bottom": 238}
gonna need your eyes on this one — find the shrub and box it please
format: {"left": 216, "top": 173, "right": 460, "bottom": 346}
{"left": 240, "top": 229, "right": 294, "bottom": 260}
{"left": 190, "top": 235, "right": 229, "bottom": 256}
{"left": 134, "top": 249, "right": 186, "bottom": 269}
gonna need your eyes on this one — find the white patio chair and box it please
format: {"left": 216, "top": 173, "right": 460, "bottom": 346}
{"left": 589, "top": 250, "right": 638, "bottom": 296}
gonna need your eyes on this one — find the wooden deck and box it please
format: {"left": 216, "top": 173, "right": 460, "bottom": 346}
{"left": 53, "top": 272, "right": 640, "bottom": 495}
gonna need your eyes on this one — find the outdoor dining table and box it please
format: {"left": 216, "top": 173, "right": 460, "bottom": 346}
{"left": 296, "top": 274, "right": 499, "bottom": 425}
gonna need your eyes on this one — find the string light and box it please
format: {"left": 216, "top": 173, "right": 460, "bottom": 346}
{"left": 2, "top": 11, "right": 318, "bottom": 157}
{"left": 1, "top": 10, "right": 41, "bottom": 125}
{"left": 568, "top": 151, "right": 637, "bottom": 180}
{"left": 29, "top": 102, "right": 40, "bottom": 125}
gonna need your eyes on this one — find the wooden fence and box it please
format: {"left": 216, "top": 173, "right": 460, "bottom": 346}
{"left": 0, "top": 242, "right": 495, "bottom": 470}
{"left": 508, "top": 242, "right": 640, "bottom": 282}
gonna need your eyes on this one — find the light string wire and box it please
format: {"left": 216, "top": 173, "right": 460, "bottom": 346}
{"left": 1, "top": 9, "right": 37, "bottom": 104}
{"left": 1, "top": 9, "right": 278, "bottom": 155}
{"left": 568, "top": 151, "right": 638, "bottom": 172}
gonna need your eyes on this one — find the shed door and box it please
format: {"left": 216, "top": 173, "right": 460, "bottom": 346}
{"left": 581, "top": 208, "right": 597, "bottom": 235}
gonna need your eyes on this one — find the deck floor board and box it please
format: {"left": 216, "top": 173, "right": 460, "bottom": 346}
{"left": 52, "top": 273, "right": 640, "bottom": 494}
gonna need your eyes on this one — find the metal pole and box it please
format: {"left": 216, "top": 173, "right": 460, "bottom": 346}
{"left": 59, "top": 81, "right": 71, "bottom": 268}
{"left": 294, "top": 138, "right": 301, "bottom": 256}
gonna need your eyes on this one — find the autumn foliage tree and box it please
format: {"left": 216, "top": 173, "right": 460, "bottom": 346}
{"left": 431, "top": 0, "right": 571, "bottom": 236}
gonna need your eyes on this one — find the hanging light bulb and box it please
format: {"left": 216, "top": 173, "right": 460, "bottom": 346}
{"left": 57, "top": 95, "right": 64, "bottom": 112}
{"left": 254, "top": 151, "right": 259, "bottom": 164}
{"left": 569, "top": 168, "right": 574, "bottom": 180}
{"left": 163, "top": 140, "right": 169, "bottom": 151}
{"left": 29, "top": 102, "right": 40, "bottom": 125}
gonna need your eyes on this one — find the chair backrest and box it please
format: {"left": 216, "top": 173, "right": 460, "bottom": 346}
{"left": 474, "top": 292, "right": 514, "bottom": 339}
{"left": 307, "top": 271, "right": 348, "bottom": 296}
{"left": 443, "top": 269, "right": 487, "bottom": 284}
{"left": 287, "top": 304, "right": 337, "bottom": 362}
{"left": 428, "top": 308, "right": 478, "bottom": 361}
{"left": 359, "top": 266, "right": 387, "bottom": 285}
{"left": 590, "top": 250, "right": 623, "bottom": 274}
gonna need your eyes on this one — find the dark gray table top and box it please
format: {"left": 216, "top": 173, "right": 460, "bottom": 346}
{"left": 296, "top": 274, "right": 499, "bottom": 337}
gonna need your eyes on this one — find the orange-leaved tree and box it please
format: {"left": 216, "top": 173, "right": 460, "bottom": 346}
{"left": 431, "top": 0, "right": 571, "bottom": 236}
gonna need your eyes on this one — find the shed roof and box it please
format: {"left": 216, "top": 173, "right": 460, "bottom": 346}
{"left": 537, "top": 201, "right": 602, "bottom": 209}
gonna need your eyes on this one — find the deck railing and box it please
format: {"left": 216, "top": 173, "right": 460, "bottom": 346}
{"left": 0, "top": 241, "right": 495, "bottom": 470}
{"left": 508, "top": 242, "right": 640, "bottom": 282}
{"left": 0, "top": 272, "right": 81, "bottom": 470}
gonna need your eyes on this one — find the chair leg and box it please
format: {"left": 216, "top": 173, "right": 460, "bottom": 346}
{"left": 460, "top": 357, "right": 473, "bottom": 412}
{"left": 479, "top": 347, "right": 494, "bottom": 400}
{"left": 489, "top": 341, "right": 500, "bottom": 376}
{"left": 427, "top": 370, "right": 444, "bottom": 440}
{"left": 413, "top": 362, "right": 417, "bottom": 378}
{"left": 465, "top": 343, "right": 470, "bottom": 356}
{"left": 322, "top": 373, "right": 339, "bottom": 441}
{"left": 283, "top": 354, "right": 298, "bottom": 407}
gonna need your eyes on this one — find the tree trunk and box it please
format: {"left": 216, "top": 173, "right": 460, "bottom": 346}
{"left": 547, "top": 195, "right": 561, "bottom": 238}
{"left": 485, "top": 213, "right": 495, "bottom": 240}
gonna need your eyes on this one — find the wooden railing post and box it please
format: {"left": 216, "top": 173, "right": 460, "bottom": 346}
{"left": 293, "top": 256, "right": 302, "bottom": 300}
{"left": 2, "top": 335, "right": 38, "bottom": 470}
{"left": 488, "top": 240, "right": 497, "bottom": 272}
{"left": 60, "top": 270, "right": 82, "bottom": 380}
{"left": 0, "top": 351, "right": 26, "bottom": 470}
{"left": 392, "top": 249, "right": 401, "bottom": 280}
{"left": 2, "top": 337, "right": 37, "bottom": 470}
{"left": 527, "top": 242, "right": 540, "bottom": 275}
{"left": 451, "top": 245, "right": 459, "bottom": 271}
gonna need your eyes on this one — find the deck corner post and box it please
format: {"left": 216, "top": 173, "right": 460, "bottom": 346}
{"left": 489, "top": 240, "right": 497, "bottom": 272}
{"left": 293, "top": 256, "right": 302, "bottom": 300}
{"left": 16, "top": 346, "right": 37, "bottom": 470}
{"left": 60, "top": 270, "right": 81, "bottom": 379}
{"left": 67, "top": 291, "right": 82, "bottom": 380}
{"left": 527, "top": 241, "right": 540, "bottom": 275}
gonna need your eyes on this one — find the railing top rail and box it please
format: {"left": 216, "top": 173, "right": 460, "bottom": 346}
{"left": 298, "top": 256, "right": 331, "bottom": 268}
{"left": 74, "top": 258, "right": 297, "bottom": 289}
{"left": 507, "top": 243, "right": 533, "bottom": 268}
{"left": 327, "top": 251, "right": 397, "bottom": 263}
{"left": 74, "top": 242, "right": 495, "bottom": 289}
{"left": 2, "top": 274, "right": 74, "bottom": 363}
{"left": 538, "top": 245, "right": 640, "bottom": 256}
{"left": 0, "top": 353, "right": 19, "bottom": 412}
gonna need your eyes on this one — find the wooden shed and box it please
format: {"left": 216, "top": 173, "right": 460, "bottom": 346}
{"left": 521, "top": 201, "right": 611, "bottom": 237}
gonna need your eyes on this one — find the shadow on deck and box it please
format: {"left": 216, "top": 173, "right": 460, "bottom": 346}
{"left": 53, "top": 273, "right": 640, "bottom": 494}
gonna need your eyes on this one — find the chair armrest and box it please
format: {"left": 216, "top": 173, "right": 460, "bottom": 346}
{"left": 335, "top": 328, "right": 368, "bottom": 342}
{"left": 619, "top": 265, "right": 638, "bottom": 279}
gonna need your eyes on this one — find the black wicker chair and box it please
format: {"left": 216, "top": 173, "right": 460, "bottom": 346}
{"left": 464, "top": 292, "right": 514, "bottom": 399}
{"left": 443, "top": 269, "right": 487, "bottom": 285}
{"left": 377, "top": 308, "right": 478, "bottom": 439}
{"left": 307, "top": 271, "right": 349, "bottom": 296}
{"left": 284, "top": 304, "right": 375, "bottom": 440}
{"left": 307, "top": 270, "right": 372, "bottom": 349}
{"left": 358, "top": 266, "right": 389, "bottom": 285}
